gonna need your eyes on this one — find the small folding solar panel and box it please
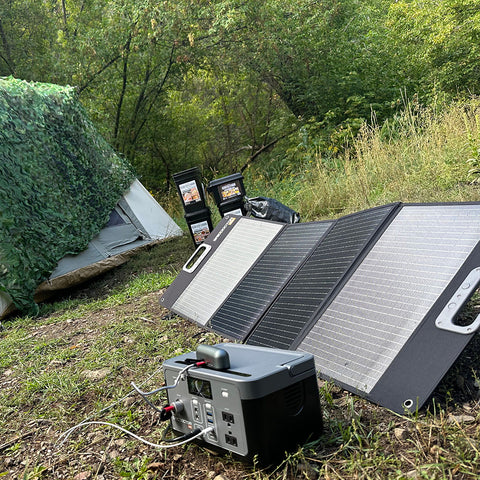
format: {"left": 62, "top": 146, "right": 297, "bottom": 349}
{"left": 298, "top": 203, "right": 480, "bottom": 413}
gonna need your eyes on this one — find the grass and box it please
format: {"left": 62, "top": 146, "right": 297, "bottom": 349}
{"left": 1, "top": 99, "right": 480, "bottom": 479}
{"left": 1, "top": 236, "right": 480, "bottom": 479}
{"left": 254, "top": 98, "right": 480, "bottom": 220}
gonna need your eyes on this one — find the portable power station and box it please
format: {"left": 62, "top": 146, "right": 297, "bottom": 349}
{"left": 162, "top": 343, "right": 323, "bottom": 464}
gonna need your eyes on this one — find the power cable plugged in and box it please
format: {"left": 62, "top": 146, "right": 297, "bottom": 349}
{"left": 57, "top": 421, "right": 213, "bottom": 450}
{"left": 57, "top": 343, "right": 323, "bottom": 465}
{"left": 57, "top": 359, "right": 210, "bottom": 451}
{"left": 163, "top": 343, "right": 323, "bottom": 465}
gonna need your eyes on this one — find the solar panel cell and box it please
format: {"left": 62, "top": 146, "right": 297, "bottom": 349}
{"left": 299, "top": 204, "right": 480, "bottom": 409}
{"left": 209, "top": 222, "right": 332, "bottom": 339}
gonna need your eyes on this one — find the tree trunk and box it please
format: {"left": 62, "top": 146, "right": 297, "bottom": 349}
{"left": 113, "top": 33, "right": 132, "bottom": 149}
{"left": 0, "top": 18, "right": 15, "bottom": 74}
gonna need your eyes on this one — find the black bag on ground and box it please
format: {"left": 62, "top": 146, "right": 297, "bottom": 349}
{"left": 244, "top": 196, "right": 300, "bottom": 224}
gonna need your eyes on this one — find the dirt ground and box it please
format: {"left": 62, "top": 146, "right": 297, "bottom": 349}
{"left": 1, "top": 292, "right": 256, "bottom": 480}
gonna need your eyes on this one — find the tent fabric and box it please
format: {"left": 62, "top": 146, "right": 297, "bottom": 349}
{"left": 51, "top": 223, "right": 145, "bottom": 278}
{"left": 49, "top": 179, "right": 183, "bottom": 280}
{"left": 0, "top": 180, "right": 183, "bottom": 319}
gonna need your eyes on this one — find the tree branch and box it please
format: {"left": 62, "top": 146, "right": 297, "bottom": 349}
{"left": 113, "top": 32, "right": 132, "bottom": 148}
{"left": 61, "top": 0, "right": 68, "bottom": 37}
{"left": 240, "top": 129, "right": 297, "bottom": 173}
{"left": 127, "top": 42, "right": 177, "bottom": 155}
{"left": 77, "top": 53, "right": 122, "bottom": 94}
{"left": 0, "top": 18, "right": 15, "bottom": 75}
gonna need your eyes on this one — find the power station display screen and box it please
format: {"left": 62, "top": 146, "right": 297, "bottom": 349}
{"left": 187, "top": 377, "right": 213, "bottom": 399}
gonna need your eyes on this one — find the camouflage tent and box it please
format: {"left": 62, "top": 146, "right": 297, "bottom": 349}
{"left": 0, "top": 77, "right": 181, "bottom": 316}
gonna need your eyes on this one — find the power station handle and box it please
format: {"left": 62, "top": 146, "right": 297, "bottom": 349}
{"left": 183, "top": 244, "right": 212, "bottom": 273}
{"left": 196, "top": 344, "right": 230, "bottom": 370}
{"left": 435, "top": 267, "right": 480, "bottom": 334}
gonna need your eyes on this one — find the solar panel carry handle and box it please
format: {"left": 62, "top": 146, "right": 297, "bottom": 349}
{"left": 182, "top": 244, "right": 212, "bottom": 273}
{"left": 435, "top": 267, "right": 480, "bottom": 334}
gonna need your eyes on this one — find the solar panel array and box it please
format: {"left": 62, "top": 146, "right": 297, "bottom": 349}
{"left": 161, "top": 203, "right": 480, "bottom": 412}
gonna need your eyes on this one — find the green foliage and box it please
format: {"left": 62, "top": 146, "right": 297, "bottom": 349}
{"left": 295, "top": 99, "right": 480, "bottom": 220}
{"left": 464, "top": 112, "right": 480, "bottom": 182}
{"left": 115, "top": 456, "right": 154, "bottom": 479}
{"left": 0, "top": 77, "right": 134, "bottom": 314}
{"left": 0, "top": 0, "right": 57, "bottom": 79}
{"left": 387, "top": 0, "right": 480, "bottom": 98}
{"left": 239, "top": 0, "right": 401, "bottom": 125}
{"left": 0, "top": 0, "right": 406, "bottom": 192}
{"left": 136, "top": 68, "right": 296, "bottom": 192}
{"left": 3, "top": 0, "right": 480, "bottom": 215}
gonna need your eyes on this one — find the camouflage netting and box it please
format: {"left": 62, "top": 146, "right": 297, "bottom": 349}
{"left": 0, "top": 77, "right": 135, "bottom": 315}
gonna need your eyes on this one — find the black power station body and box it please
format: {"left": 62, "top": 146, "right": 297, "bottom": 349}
{"left": 162, "top": 343, "right": 323, "bottom": 464}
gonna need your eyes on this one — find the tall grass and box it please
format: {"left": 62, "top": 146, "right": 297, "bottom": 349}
{"left": 296, "top": 99, "right": 480, "bottom": 220}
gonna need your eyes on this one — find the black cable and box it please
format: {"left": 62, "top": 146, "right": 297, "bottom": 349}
{"left": 161, "top": 427, "right": 202, "bottom": 444}
{"left": 160, "top": 423, "right": 181, "bottom": 443}
{"left": 135, "top": 389, "right": 165, "bottom": 414}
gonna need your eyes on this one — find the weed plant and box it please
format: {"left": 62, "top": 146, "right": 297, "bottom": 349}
{"left": 298, "top": 100, "right": 480, "bottom": 220}
{"left": 244, "top": 99, "right": 480, "bottom": 221}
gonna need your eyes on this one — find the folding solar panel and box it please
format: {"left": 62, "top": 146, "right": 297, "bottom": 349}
{"left": 298, "top": 203, "right": 480, "bottom": 413}
{"left": 160, "top": 202, "right": 480, "bottom": 413}
{"left": 159, "top": 216, "right": 284, "bottom": 326}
